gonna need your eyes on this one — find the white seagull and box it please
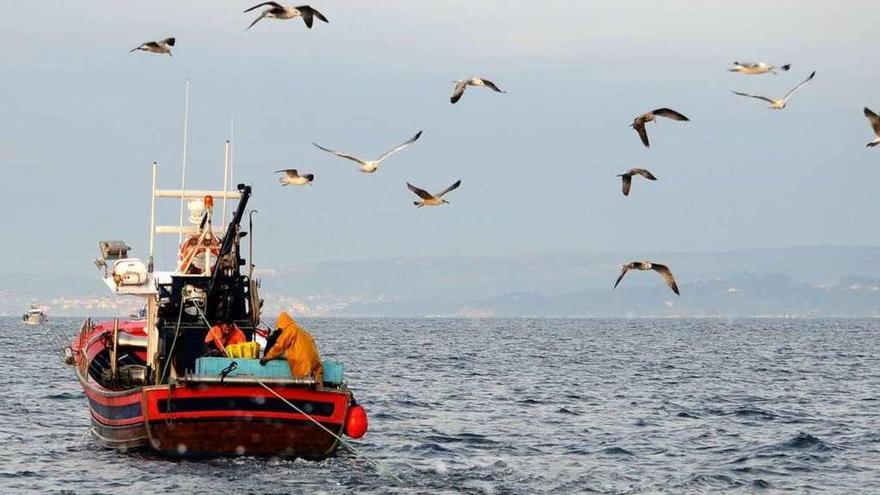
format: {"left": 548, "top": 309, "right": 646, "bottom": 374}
{"left": 631, "top": 108, "right": 690, "bottom": 148}
{"left": 450, "top": 77, "right": 505, "bottom": 104}
{"left": 276, "top": 169, "right": 314, "bottom": 186}
{"left": 244, "top": 3, "right": 328, "bottom": 30}
{"left": 613, "top": 262, "right": 680, "bottom": 296}
{"left": 407, "top": 180, "right": 461, "bottom": 207}
{"left": 617, "top": 168, "right": 657, "bottom": 197}
{"left": 732, "top": 71, "right": 816, "bottom": 109}
{"left": 863, "top": 107, "right": 880, "bottom": 147}
{"left": 728, "top": 61, "right": 791, "bottom": 75}
{"left": 130, "top": 38, "right": 175, "bottom": 57}
{"left": 313, "top": 131, "right": 422, "bottom": 173}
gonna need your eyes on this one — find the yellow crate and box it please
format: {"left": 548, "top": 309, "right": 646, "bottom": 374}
{"left": 226, "top": 341, "right": 261, "bottom": 359}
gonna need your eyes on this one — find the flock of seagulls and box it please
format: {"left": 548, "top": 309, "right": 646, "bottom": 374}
{"left": 127, "top": 14, "right": 874, "bottom": 299}
{"left": 616, "top": 63, "right": 821, "bottom": 295}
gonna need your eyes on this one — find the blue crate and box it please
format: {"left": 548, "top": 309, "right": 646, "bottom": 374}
{"left": 194, "top": 357, "right": 290, "bottom": 378}
{"left": 322, "top": 360, "right": 344, "bottom": 385}
{"left": 194, "top": 357, "right": 345, "bottom": 385}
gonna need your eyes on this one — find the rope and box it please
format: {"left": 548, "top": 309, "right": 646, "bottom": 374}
{"left": 254, "top": 380, "right": 403, "bottom": 485}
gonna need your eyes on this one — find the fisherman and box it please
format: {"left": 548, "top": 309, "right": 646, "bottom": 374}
{"left": 203, "top": 318, "right": 246, "bottom": 356}
{"left": 260, "top": 311, "right": 323, "bottom": 383}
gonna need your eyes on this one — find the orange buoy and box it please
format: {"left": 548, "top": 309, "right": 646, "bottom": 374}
{"left": 345, "top": 404, "right": 368, "bottom": 439}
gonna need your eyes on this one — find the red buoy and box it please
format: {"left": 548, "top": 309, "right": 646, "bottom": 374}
{"left": 345, "top": 404, "right": 368, "bottom": 439}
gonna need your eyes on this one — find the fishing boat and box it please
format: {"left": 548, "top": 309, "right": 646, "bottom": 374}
{"left": 22, "top": 303, "right": 48, "bottom": 325}
{"left": 65, "top": 156, "right": 368, "bottom": 458}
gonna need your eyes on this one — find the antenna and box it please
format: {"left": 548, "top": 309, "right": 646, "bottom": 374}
{"left": 222, "top": 140, "right": 230, "bottom": 223}
{"left": 178, "top": 80, "right": 191, "bottom": 245}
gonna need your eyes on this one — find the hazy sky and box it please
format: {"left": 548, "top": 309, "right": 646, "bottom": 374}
{"left": 2, "top": 1, "right": 878, "bottom": 276}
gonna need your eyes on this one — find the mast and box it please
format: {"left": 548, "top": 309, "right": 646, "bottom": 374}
{"left": 178, "top": 80, "right": 191, "bottom": 245}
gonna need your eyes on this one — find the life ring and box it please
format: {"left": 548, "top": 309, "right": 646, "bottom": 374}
{"left": 178, "top": 234, "right": 221, "bottom": 274}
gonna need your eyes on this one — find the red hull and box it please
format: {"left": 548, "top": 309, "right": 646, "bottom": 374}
{"left": 71, "top": 319, "right": 354, "bottom": 458}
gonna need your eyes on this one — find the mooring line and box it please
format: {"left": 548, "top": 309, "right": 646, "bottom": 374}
{"left": 254, "top": 379, "right": 404, "bottom": 484}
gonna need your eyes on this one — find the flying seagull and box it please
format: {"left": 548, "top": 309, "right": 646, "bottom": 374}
{"left": 732, "top": 71, "right": 816, "bottom": 109}
{"left": 863, "top": 107, "right": 880, "bottom": 147}
{"left": 613, "top": 262, "right": 680, "bottom": 295}
{"left": 313, "top": 130, "right": 422, "bottom": 173}
{"left": 631, "top": 108, "right": 690, "bottom": 147}
{"left": 276, "top": 169, "right": 314, "bottom": 186}
{"left": 728, "top": 61, "right": 791, "bottom": 75}
{"left": 450, "top": 77, "right": 505, "bottom": 104}
{"left": 130, "top": 38, "right": 175, "bottom": 56}
{"left": 244, "top": 3, "right": 328, "bottom": 30}
{"left": 618, "top": 168, "right": 657, "bottom": 196}
{"left": 407, "top": 180, "right": 461, "bottom": 207}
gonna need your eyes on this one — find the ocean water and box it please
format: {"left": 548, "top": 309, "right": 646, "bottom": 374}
{"left": 1, "top": 317, "right": 878, "bottom": 494}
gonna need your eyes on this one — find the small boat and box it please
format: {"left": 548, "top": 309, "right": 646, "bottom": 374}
{"left": 22, "top": 304, "right": 48, "bottom": 325}
{"left": 65, "top": 157, "right": 368, "bottom": 458}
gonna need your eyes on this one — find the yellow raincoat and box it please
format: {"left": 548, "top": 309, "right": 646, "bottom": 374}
{"left": 264, "top": 312, "right": 323, "bottom": 383}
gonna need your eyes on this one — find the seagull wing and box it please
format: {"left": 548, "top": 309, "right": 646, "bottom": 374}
{"left": 244, "top": 2, "right": 283, "bottom": 13}
{"left": 376, "top": 130, "right": 422, "bottom": 163}
{"left": 652, "top": 264, "right": 680, "bottom": 295}
{"left": 481, "top": 79, "right": 505, "bottom": 93}
{"left": 275, "top": 169, "right": 299, "bottom": 178}
{"left": 312, "top": 143, "right": 368, "bottom": 166}
{"left": 435, "top": 180, "right": 461, "bottom": 198}
{"left": 613, "top": 265, "right": 631, "bottom": 289}
{"left": 129, "top": 44, "right": 144, "bottom": 53}
{"left": 620, "top": 174, "right": 632, "bottom": 196}
{"left": 632, "top": 168, "right": 657, "bottom": 180}
{"left": 864, "top": 107, "right": 880, "bottom": 137}
{"left": 450, "top": 81, "right": 467, "bottom": 104}
{"left": 299, "top": 5, "right": 328, "bottom": 23}
{"left": 732, "top": 91, "right": 776, "bottom": 104}
{"left": 652, "top": 108, "right": 690, "bottom": 121}
{"left": 632, "top": 120, "right": 650, "bottom": 147}
{"left": 407, "top": 183, "right": 434, "bottom": 200}
{"left": 782, "top": 71, "right": 816, "bottom": 101}
{"left": 299, "top": 6, "right": 316, "bottom": 28}
{"left": 247, "top": 11, "right": 271, "bottom": 30}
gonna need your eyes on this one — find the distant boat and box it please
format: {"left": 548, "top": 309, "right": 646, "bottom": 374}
{"left": 22, "top": 304, "right": 48, "bottom": 325}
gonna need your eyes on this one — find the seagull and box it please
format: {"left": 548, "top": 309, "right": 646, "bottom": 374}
{"left": 732, "top": 71, "right": 816, "bottom": 109}
{"left": 450, "top": 77, "right": 505, "bottom": 104}
{"left": 407, "top": 180, "right": 461, "bottom": 207}
{"left": 618, "top": 168, "right": 657, "bottom": 196}
{"left": 130, "top": 38, "right": 175, "bottom": 57}
{"left": 244, "top": 3, "right": 328, "bottom": 30}
{"left": 313, "top": 130, "right": 422, "bottom": 173}
{"left": 631, "top": 108, "right": 690, "bottom": 147}
{"left": 613, "top": 262, "right": 680, "bottom": 295}
{"left": 863, "top": 107, "right": 880, "bottom": 147}
{"left": 728, "top": 61, "right": 791, "bottom": 75}
{"left": 276, "top": 169, "right": 314, "bottom": 186}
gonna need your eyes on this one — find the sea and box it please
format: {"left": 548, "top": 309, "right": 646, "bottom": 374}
{"left": 1, "top": 317, "right": 878, "bottom": 494}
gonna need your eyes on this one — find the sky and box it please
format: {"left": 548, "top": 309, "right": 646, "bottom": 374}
{"left": 1, "top": 0, "right": 878, "bottom": 277}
